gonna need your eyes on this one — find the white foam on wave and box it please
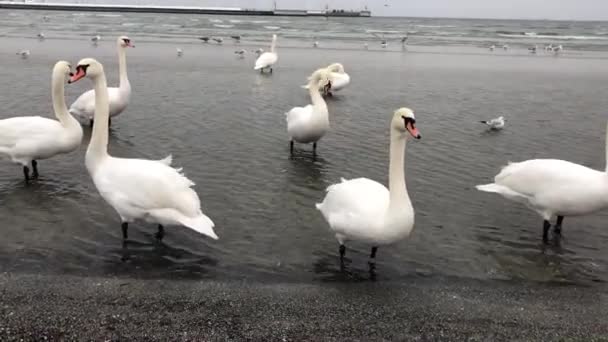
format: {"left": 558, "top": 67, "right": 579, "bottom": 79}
{"left": 214, "top": 24, "right": 235, "bottom": 28}
{"left": 209, "top": 19, "right": 223, "bottom": 23}
{"left": 499, "top": 33, "right": 607, "bottom": 40}
{"left": 264, "top": 26, "right": 280, "bottom": 30}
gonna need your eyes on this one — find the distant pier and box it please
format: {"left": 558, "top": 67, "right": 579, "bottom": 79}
{"left": 0, "top": 1, "right": 371, "bottom": 17}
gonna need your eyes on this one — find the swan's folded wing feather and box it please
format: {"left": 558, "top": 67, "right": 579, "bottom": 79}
{"left": 0, "top": 117, "right": 63, "bottom": 150}
{"left": 69, "top": 87, "right": 122, "bottom": 118}
{"left": 96, "top": 158, "right": 202, "bottom": 217}
{"left": 254, "top": 52, "right": 277, "bottom": 69}
{"left": 318, "top": 178, "right": 389, "bottom": 237}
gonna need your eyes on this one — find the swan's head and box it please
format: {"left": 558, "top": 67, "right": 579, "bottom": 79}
{"left": 118, "top": 35, "right": 134, "bottom": 48}
{"left": 68, "top": 58, "right": 103, "bottom": 84}
{"left": 308, "top": 69, "right": 332, "bottom": 93}
{"left": 53, "top": 61, "right": 73, "bottom": 82}
{"left": 393, "top": 107, "right": 421, "bottom": 139}
{"left": 327, "top": 63, "right": 345, "bottom": 73}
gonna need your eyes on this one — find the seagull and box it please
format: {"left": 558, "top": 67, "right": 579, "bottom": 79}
{"left": 91, "top": 35, "right": 101, "bottom": 45}
{"left": 480, "top": 116, "right": 505, "bottom": 130}
{"left": 231, "top": 35, "right": 241, "bottom": 43}
{"left": 234, "top": 49, "right": 246, "bottom": 58}
{"left": 253, "top": 48, "right": 264, "bottom": 56}
{"left": 42, "top": 15, "right": 50, "bottom": 22}
{"left": 37, "top": 32, "right": 45, "bottom": 40}
{"left": 363, "top": 42, "right": 369, "bottom": 50}
{"left": 528, "top": 45, "right": 538, "bottom": 54}
{"left": 16, "top": 50, "right": 30, "bottom": 59}
{"left": 381, "top": 40, "right": 388, "bottom": 48}
{"left": 199, "top": 36, "right": 210, "bottom": 43}
{"left": 401, "top": 36, "right": 408, "bottom": 44}
{"left": 503, "top": 44, "right": 509, "bottom": 50}
{"left": 176, "top": 48, "right": 183, "bottom": 57}
{"left": 553, "top": 44, "right": 563, "bottom": 54}
{"left": 489, "top": 45, "right": 495, "bottom": 51}
{"left": 545, "top": 44, "right": 553, "bottom": 52}
{"left": 313, "top": 41, "right": 319, "bottom": 48}
{"left": 212, "top": 37, "right": 223, "bottom": 44}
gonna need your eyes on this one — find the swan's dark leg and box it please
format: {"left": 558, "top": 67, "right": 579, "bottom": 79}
{"left": 554, "top": 216, "right": 564, "bottom": 235}
{"left": 368, "top": 247, "right": 378, "bottom": 279}
{"left": 339, "top": 244, "right": 346, "bottom": 261}
{"left": 155, "top": 224, "right": 165, "bottom": 241}
{"left": 121, "top": 222, "right": 129, "bottom": 240}
{"left": 23, "top": 166, "right": 30, "bottom": 182}
{"left": 290, "top": 140, "right": 294, "bottom": 154}
{"left": 108, "top": 117, "right": 112, "bottom": 126}
{"left": 313, "top": 142, "right": 317, "bottom": 153}
{"left": 542, "top": 220, "right": 551, "bottom": 244}
{"left": 31, "top": 160, "right": 39, "bottom": 179}
{"left": 270, "top": 68, "right": 273, "bottom": 74}
{"left": 370, "top": 246, "right": 378, "bottom": 260}
{"left": 89, "top": 119, "right": 94, "bottom": 127}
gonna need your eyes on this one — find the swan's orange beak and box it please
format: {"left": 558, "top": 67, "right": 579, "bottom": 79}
{"left": 406, "top": 122, "right": 421, "bottom": 139}
{"left": 68, "top": 67, "right": 86, "bottom": 84}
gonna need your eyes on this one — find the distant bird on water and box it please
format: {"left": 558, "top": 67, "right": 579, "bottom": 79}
{"left": 480, "top": 116, "right": 505, "bottom": 130}
{"left": 254, "top": 48, "right": 264, "bottom": 56}
{"left": 363, "top": 42, "right": 369, "bottom": 50}
{"left": 176, "top": 48, "right": 183, "bottom": 57}
{"left": 212, "top": 37, "right": 223, "bottom": 44}
{"left": 503, "top": 44, "right": 509, "bottom": 50}
{"left": 489, "top": 45, "right": 495, "bottom": 51}
{"left": 37, "top": 32, "right": 45, "bottom": 40}
{"left": 529, "top": 45, "right": 538, "bottom": 54}
{"left": 199, "top": 36, "right": 210, "bottom": 43}
{"left": 313, "top": 41, "right": 319, "bottom": 48}
{"left": 16, "top": 50, "right": 30, "bottom": 59}
{"left": 231, "top": 35, "right": 241, "bottom": 43}
{"left": 234, "top": 49, "right": 246, "bottom": 58}
{"left": 380, "top": 40, "right": 388, "bottom": 48}
{"left": 91, "top": 35, "right": 101, "bottom": 45}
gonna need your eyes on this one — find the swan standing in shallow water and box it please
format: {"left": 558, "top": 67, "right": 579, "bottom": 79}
{"left": 69, "top": 36, "right": 133, "bottom": 126}
{"left": 286, "top": 69, "right": 332, "bottom": 154}
{"left": 316, "top": 108, "right": 421, "bottom": 265}
{"left": 304, "top": 63, "right": 350, "bottom": 96}
{"left": 254, "top": 34, "right": 278, "bottom": 73}
{"left": 476, "top": 121, "right": 608, "bottom": 243}
{"left": 0, "top": 61, "right": 82, "bottom": 182}
{"left": 68, "top": 58, "right": 218, "bottom": 241}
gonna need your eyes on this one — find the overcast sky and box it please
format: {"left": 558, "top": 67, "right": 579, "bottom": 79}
{"left": 54, "top": 0, "right": 608, "bottom": 20}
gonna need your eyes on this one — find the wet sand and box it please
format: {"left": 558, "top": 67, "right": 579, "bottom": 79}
{"left": 1, "top": 272, "right": 607, "bottom": 340}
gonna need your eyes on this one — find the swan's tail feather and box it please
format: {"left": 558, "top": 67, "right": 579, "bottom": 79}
{"left": 476, "top": 183, "right": 503, "bottom": 193}
{"left": 158, "top": 154, "right": 173, "bottom": 166}
{"left": 179, "top": 214, "right": 218, "bottom": 240}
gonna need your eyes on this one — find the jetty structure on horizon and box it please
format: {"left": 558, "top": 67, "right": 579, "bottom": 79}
{"left": 0, "top": 0, "right": 372, "bottom": 17}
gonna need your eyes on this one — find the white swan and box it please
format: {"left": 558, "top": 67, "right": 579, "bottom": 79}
{"left": 286, "top": 69, "right": 332, "bottom": 153}
{"left": 254, "top": 34, "right": 278, "bottom": 73}
{"left": 304, "top": 63, "right": 350, "bottom": 96}
{"left": 316, "top": 108, "right": 421, "bottom": 263}
{"left": 480, "top": 116, "right": 505, "bottom": 130}
{"left": 69, "top": 36, "right": 133, "bottom": 126}
{"left": 68, "top": 58, "right": 218, "bottom": 241}
{"left": 476, "top": 121, "right": 608, "bottom": 243}
{"left": 0, "top": 61, "right": 82, "bottom": 182}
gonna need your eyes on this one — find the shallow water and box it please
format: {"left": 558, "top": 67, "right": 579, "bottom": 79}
{"left": 1, "top": 13, "right": 608, "bottom": 285}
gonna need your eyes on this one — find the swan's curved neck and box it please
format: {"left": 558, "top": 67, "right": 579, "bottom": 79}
{"left": 87, "top": 72, "right": 110, "bottom": 166}
{"left": 270, "top": 37, "right": 277, "bottom": 53}
{"left": 388, "top": 129, "right": 410, "bottom": 209}
{"left": 117, "top": 45, "right": 130, "bottom": 89}
{"left": 51, "top": 70, "right": 70, "bottom": 125}
{"left": 309, "top": 84, "right": 328, "bottom": 119}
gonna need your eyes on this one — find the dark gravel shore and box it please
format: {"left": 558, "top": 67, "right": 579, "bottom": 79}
{"left": 1, "top": 272, "right": 607, "bottom": 341}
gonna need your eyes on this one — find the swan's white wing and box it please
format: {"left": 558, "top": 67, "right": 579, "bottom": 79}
{"left": 285, "top": 105, "right": 313, "bottom": 136}
{"left": 254, "top": 52, "right": 277, "bottom": 70}
{"left": 69, "top": 87, "right": 124, "bottom": 119}
{"left": 478, "top": 159, "right": 607, "bottom": 216}
{"left": 0, "top": 117, "right": 65, "bottom": 162}
{"left": 316, "top": 178, "right": 389, "bottom": 241}
{"left": 330, "top": 72, "right": 350, "bottom": 91}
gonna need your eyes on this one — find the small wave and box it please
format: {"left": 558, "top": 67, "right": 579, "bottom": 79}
{"left": 95, "top": 13, "right": 122, "bottom": 17}
{"left": 251, "top": 20, "right": 270, "bottom": 24}
{"left": 498, "top": 33, "right": 607, "bottom": 40}
{"left": 214, "top": 24, "right": 234, "bottom": 28}
{"left": 209, "top": 19, "right": 223, "bottom": 23}
{"left": 264, "top": 26, "right": 280, "bottom": 30}
{"left": 415, "top": 25, "right": 456, "bottom": 28}
{"left": 365, "top": 29, "right": 401, "bottom": 34}
{"left": 229, "top": 19, "right": 242, "bottom": 23}
{"left": 121, "top": 23, "right": 139, "bottom": 27}
{"left": 162, "top": 24, "right": 182, "bottom": 28}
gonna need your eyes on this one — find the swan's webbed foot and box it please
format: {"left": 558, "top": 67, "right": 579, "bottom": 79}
{"left": 23, "top": 166, "right": 30, "bottom": 183}
{"left": 554, "top": 216, "right": 564, "bottom": 235}
{"left": 121, "top": 222, "right": 129, "bottom": 240}
{"left": 155, "top": 224, "right": 165, "bottom": 241}
{"left": 542, "top": 220, "right": 551, "bottom": 244}
{"left": 31, "top": 160, "right": 39, "bottom": 179}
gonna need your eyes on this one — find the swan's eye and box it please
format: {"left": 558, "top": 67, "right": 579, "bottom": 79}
{"left": 401, "top": 115, "right": 415, "bottom": 127}
{"left": 123, "top": 39, "right": 130, "bottom": 44}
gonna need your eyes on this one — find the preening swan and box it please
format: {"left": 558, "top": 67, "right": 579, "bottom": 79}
{"left": 68, "top": 58, "right": 218, "bottom": 241}
{"left": 286, "top": 69, "right": 332, "bottom": 153}
{"left": 316, "top": 108, "right": 421, "bottom": 265}
{"left": 0, "top": 61, "right": 82, "bottom": 182}
{"left": 303, "top": 63, "right": 350, "bottom": 96}
{"left": 476, "top": 121, "right": 608, "bottom": 243}
{"left": 69, "top": 36, "right": 133, "bottom": 126}
{"left": 480, "top": 116, "right": 505, "bottom": 130}
{"left": 254, "top": 34, "right": 278, "bottom": 73}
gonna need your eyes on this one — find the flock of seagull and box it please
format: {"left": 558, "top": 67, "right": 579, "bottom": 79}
{"left": 2, "top": 31, "right": 608, "bottom": 271}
